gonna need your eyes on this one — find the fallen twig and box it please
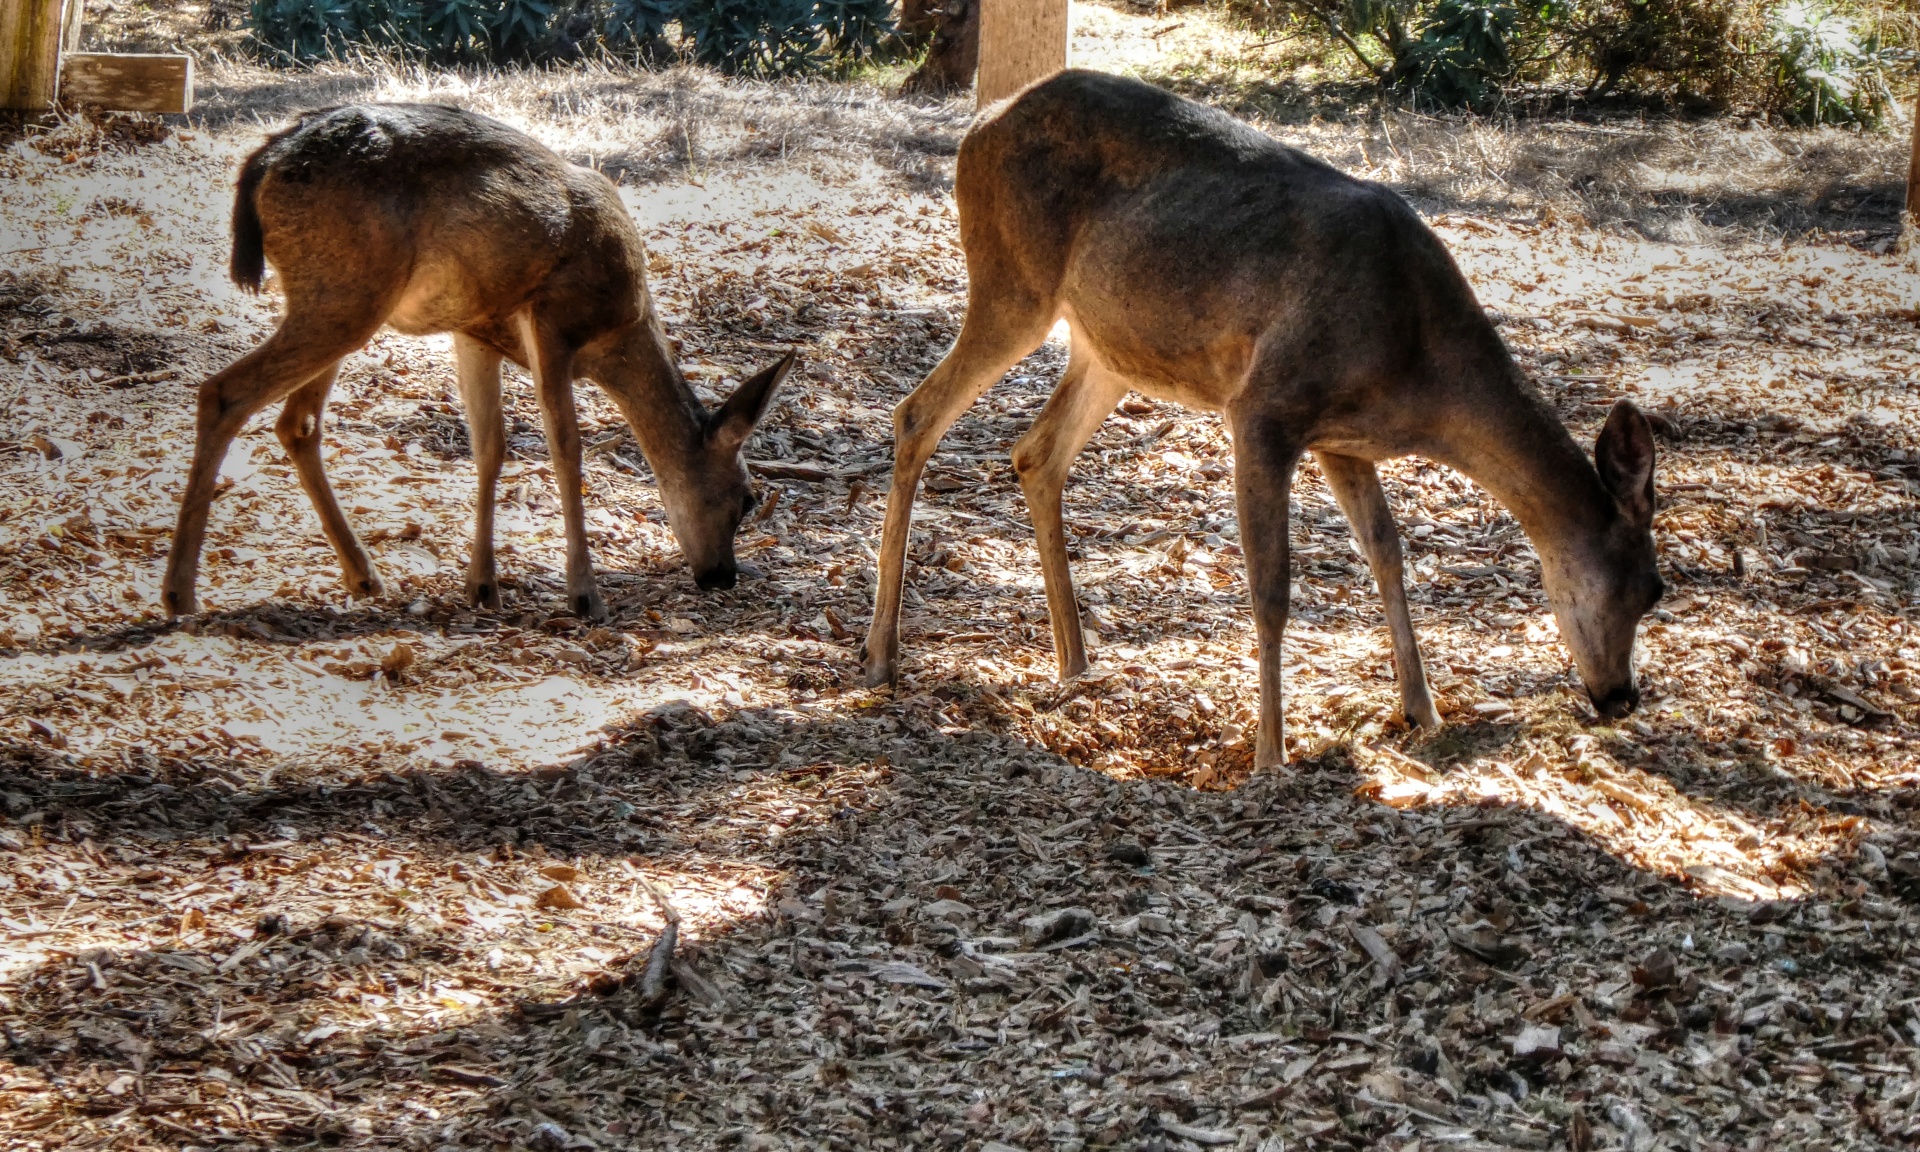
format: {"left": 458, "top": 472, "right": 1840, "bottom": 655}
{"left": 748, "top": 457, "right": 890, "bottom": 482}
{"left": 94, "top": 368, "right": 179, "bottom": 389}
{"left": 637, "top": 879, "right": 681, "bottom": 1010}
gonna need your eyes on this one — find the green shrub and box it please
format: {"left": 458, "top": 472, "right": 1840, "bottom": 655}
{"left": 1566, "top": 0, "right": 1745, "bottom": 103}
{"left": 679, "top": 0, "right": 820, "bottom": 72}
{"left": 1400, "top": 0, "right": 1518, "bottom": 106}
{"left": 248, "top": 0, "right": 898, "bottom": 70}
{"left": 249, "top": 0, "right": 357, "bottom": 59}
{"left": 603, "top": 0, "right": 680, "bottom": 50}
{"left": 1766, "top": 0, "right": 1893, "bottom": 124}
{"left": 418, "top": 0, "right": 492, "bottom": 56}
{"left": 812, "top": 0, "right": 898, "bottom": 60}
{"left": 1219, "top": 0, "right": 1911, "bottom": 115}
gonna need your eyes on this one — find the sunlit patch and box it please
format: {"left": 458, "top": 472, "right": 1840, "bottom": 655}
{"left": 1351, "top": 737, "right": 1862, "bottom": 901}
{"left": 0, "top": 632, "right": 727, "bottom": 769}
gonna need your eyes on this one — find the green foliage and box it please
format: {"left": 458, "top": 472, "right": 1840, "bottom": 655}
{"left": 346, "top": 0, "right": 423, "bottom": 42}
{"left": 603, "top": 0, "right": 680, "bottom": 47}
{"left": 1569, "top": 0, "right": 1741, "bottom": 103}
{"left": 249, "top": 0, "right": 357, "bottom": 59}
{"left": 680, "top": 0, "right": 821, "bottom": 72}
{"left": 811, "top": 0, "right": 897, "bottom": 59}
{"left": 249, "top": 0, "right": 897, "bottom": 69}
{"left": 1223, "top": 0, "right": 1909, "bottom": 117}
{"left": 419, "top": 0, "right": 492, "bottom": 56}
{"left": 1766, "top": 1, "right": 1891, "bottom": 124}
{"left": 1400, "top": 0, "right": 1516, "bottom": 106}
{"left": 487, "top": 0, "right": 556, "bottom": 54}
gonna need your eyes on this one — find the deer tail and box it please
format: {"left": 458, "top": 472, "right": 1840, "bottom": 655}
{"left": 229, "top": 143, "right": 271, "bottom": 293}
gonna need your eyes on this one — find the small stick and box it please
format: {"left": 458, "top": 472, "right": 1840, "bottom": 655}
{"left": 93, "top": 368, "right": 179, "bottom": 389}
{"left": 637, "top": 879, "right": 680, "bottom": 1009}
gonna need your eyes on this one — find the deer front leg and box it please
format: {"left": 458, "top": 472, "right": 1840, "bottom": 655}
{"left": 864, "top": 311, "right": 1050, "bottom": 687}
{"left": 275, "top": 365, "right": 384, "bottom": 602}
{"left": 1229, "top": 409, "right": 1302, "bottom": 769}
{"left": 454, "top": 334, "right": 507, "bottom": 611}
{"left": 515, "top": 311, "right": 606, "bottom": 622}
{"left": 1317, "top": 451, "right": 1440, "bottom": 728}
{"left": 1011, "top": 349, "right": 1126, "bottom": 681}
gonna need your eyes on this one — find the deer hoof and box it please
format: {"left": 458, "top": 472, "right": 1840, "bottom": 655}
{"left": 468, "top": 581, "right": 501, "bottom": 611}
{"left": 345, "top": 571, "right": 386, "bottom": 601}
{"left": 572, "top": 588, "right": 609, "bottom": 622}
{"left": 862, "top": 651, "right": 897, "bottom": 689}
{"left": 162, "top": 588, "right": 197, "bottom": 618}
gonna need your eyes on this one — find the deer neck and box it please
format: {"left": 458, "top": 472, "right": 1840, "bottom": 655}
{"left": 1430, "top": 379, "right": 1618, "bottom": 558}
{"left": 582, "top": 317, "right": 710, "bottom": 472}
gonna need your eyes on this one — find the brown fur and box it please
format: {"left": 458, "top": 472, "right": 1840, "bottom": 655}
{"left": 162, "top": 103, "right": 793, "bottom": 621}
{"left": 861, "top": 72, "right": 1663, "bottom": 767}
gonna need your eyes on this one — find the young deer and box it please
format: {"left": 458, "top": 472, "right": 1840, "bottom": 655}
{"left": 862, "top": 72, "right": 1664, "bottom": 767}
{"left": 162, "top": 103, "right": 793, "bottom": 622}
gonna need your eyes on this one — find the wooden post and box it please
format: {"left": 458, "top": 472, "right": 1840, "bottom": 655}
{"left": 1, "top": 0, "right": 67, "bottom": 111}
{"left": 61, "top": 0, "right": 86, "bottom": 54}
{"left": 976, "top": 0, "right": 1067, "bottom": 107}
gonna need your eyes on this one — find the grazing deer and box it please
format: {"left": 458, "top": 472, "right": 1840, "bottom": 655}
{"left": 162, "top": 103, "right": 793, "bottom": 622}
{"left": 861, "top": 72, "right": 1663, "bottom": 767}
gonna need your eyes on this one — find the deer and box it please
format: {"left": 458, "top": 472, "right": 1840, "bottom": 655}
{"left": 861, "top": 71, "right": 1664, "bottom": 768}
{"left": 161, "top": 103, "right": 794, "bottom": 623}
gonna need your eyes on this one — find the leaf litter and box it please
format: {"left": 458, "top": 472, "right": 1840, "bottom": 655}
{"left": 2, "top": 11, "right": 1920, "bottom": 1151}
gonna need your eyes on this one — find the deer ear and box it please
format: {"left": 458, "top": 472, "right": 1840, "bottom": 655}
{"left": 707, "top": 349, "right": 795, "bottom": 452}
{"left": 1595, "top": 399, "right": 1656, "bottom": 525}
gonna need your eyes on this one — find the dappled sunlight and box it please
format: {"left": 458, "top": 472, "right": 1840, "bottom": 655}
{"left": 0, "top": 630, "right": 685, "bottom": 767}
{"left": 1353, "top": 739, "right": 1861, "bottom": 902}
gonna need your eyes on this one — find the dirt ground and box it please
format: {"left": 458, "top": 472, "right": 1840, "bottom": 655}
{"left": 3, "top": 5, "right": 1920, "bottom": 1150}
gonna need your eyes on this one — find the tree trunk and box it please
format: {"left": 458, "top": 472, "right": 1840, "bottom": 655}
{"left": 901, "top": 0, "right": 978, "bottom": 95}
{"left": 1907, "top": 85, "right": 1919, "bottom": 234}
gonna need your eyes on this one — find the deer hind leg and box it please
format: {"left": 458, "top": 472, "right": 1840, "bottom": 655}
{"left": 164, "top": 317, "right": 380, "bottom": 617}
{"left": 515, "top": 310, "right": 605, "bottom": 622}
{"left": 454, "top": 334, "right": 506, "bottom": 611}
{"left": 1227, "top": 408, "right": 1304, "bottom": 769}
{"left": 1316, "top": 451, "right": 1440, "bottom": 728}
{"left": 1011, "top": 346, "right": 1127, "bottom": 681}
{"left": 274, "top": 365, "right": 383, "bottom": 602}
{"left": 862, "top": 295, "right": 1056, "bottom": 687}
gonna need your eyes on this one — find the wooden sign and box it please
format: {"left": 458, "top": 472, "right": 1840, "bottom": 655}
{"left": 61, "top": 51, "right": 192, "bottom": 112}
{"left": 976, "top": 0, "right": 1067, "bottom": 107}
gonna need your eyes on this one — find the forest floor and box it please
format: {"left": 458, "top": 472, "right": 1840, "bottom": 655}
{"left": 2, "top": 4, "right": 1920, "bottom": 1150}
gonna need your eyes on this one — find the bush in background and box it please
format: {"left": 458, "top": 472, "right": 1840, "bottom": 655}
{"left": 1222, "top": 0, "right": 1911, "bottom": 119}
{"left": 1766, "top": 1, "right": 1897, "bottom": 123}
{"left": 248, "top": 0, "right": 899, "bottom": 71}
{"left": 1567, "top": 0, "right": 1748, "bottom": 104}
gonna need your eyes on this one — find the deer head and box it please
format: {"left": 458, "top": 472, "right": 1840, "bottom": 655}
{"left": 652, "top": 352, "right": 794, "bottom": 591}
{"left": 1541, "top": 400, "right": 1665, "bottom": 718}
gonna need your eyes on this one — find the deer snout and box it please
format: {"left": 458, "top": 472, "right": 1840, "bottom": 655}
{"left": 1590, "top": 683, "right": 1640, "bottom": 719}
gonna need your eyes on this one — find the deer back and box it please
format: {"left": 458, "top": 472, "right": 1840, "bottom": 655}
{"left": 241, "top": 104, "right": 647, "bottom": 349}
{"left": 958, "top": 72, "right": 1522, "bottom": 442}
